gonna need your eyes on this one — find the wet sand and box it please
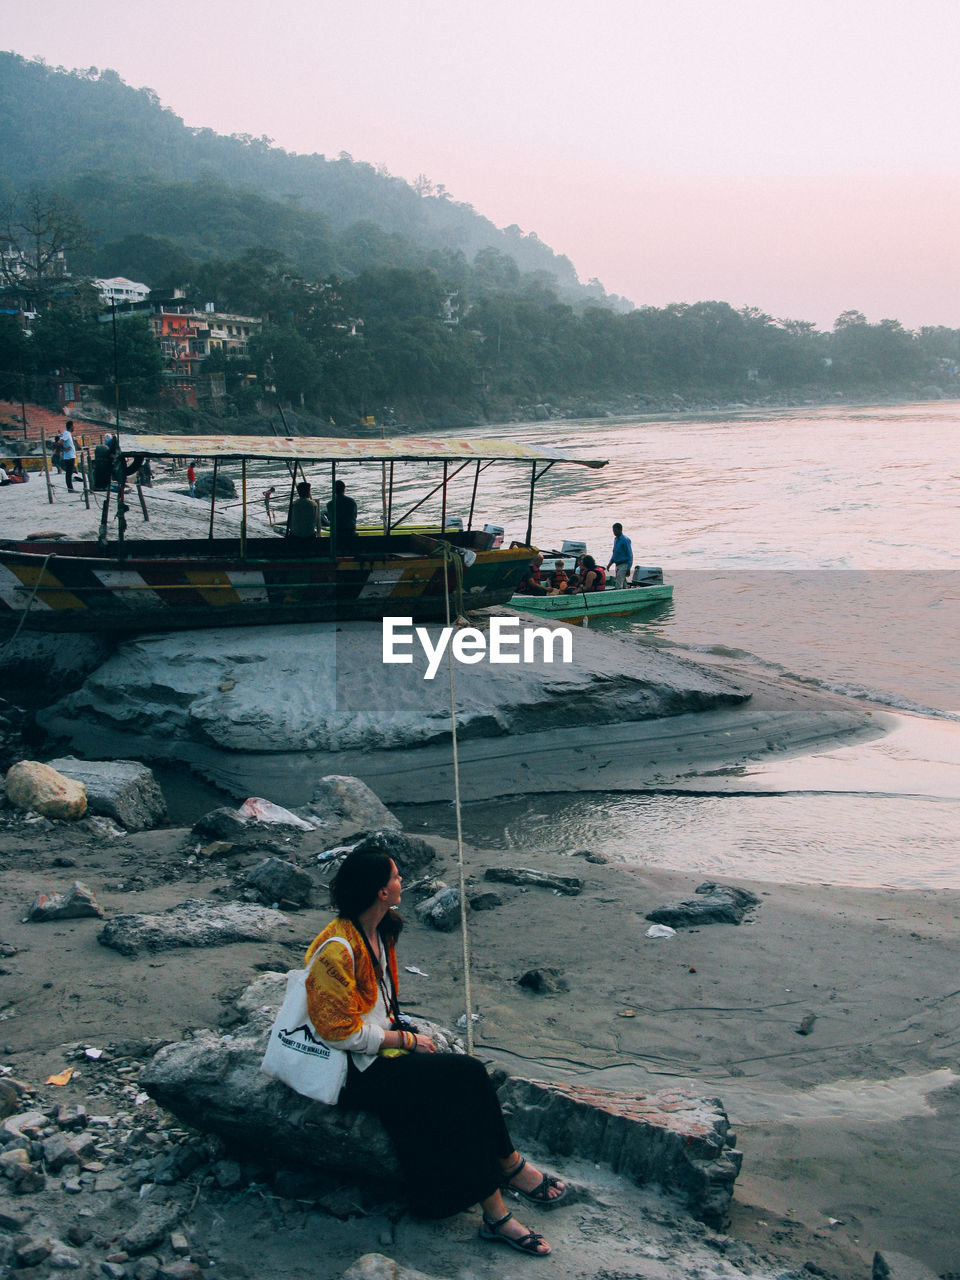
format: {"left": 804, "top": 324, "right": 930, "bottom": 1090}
{"left": 1, "top": 810, "right": 958, "bottom": 1278}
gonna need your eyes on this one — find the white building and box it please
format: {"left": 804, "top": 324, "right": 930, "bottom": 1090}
{"left": 95, "top": 277, "right": 151, "bottom": 306}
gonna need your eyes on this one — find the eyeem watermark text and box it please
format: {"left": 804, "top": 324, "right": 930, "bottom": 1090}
{"left": 383, "top": 616, "right": 573, "bottom": 680}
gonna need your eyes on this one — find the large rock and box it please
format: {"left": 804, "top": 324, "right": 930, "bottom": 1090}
{"left": 499, "top": 1077, "right": 742, "bottom": 1228}
{"left": 46, "top": 757, "right": 167, "bottom": 831}
{"left": 27, "top": 881, "right": 103, "bottom": 922}
{"left": 302, "top": 775, "right": 401, "bottom": 836}
{"left": 351, "top": 830, "right": 439, "bottom": 880}
{"left": 646, "top": 882, "right": 760, "bottom": 928}
{"left": 141, "top": 973, "right": 741, "bottom": 1226}
{"left": 4, "top": 760, "right": 87, "bottom": 821}
{"left": 98, "top": 900, "right": 288, "bottom": 956}
{"left": 343, "top": 1258, "right": 439, "bottom": 1280}
{"left": 244, "top": 858, "right": 313, "bottom": 907}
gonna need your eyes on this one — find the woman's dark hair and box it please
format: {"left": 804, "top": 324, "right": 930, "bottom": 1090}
{"left": 581, "top": 554, "right": 596, "bottom": 569}
{"left": 330, "top": 849, "right": 402, "bottom": 939}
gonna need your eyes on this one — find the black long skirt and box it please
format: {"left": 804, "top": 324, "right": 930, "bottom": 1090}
{"left": 339, "top": 1052, "right": 514, "bottom": 1218}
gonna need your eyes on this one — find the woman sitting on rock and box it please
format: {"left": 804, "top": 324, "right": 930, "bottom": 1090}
{"left": 305, "top": 848, "right": 567, "bottom": 1256}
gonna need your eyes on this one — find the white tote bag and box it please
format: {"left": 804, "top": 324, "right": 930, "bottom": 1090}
{"left": 259, "top": 936, "right": 352, "bottom": 1104}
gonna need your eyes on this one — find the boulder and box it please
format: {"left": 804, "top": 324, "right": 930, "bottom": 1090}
{"left": 26, "top": 880, "right": 104, "bottom": 922}
{"left": 343, "top": 1257, "right": 439, "bottom": 1280}
{"left": 192, "top": 807, "right": 249, "bottom": 841}
{"left": 141, "top": 973, "right": 742, "bottom": 1227}
{"left": 4, "top": 760, "right": 87, "bottom": 821}
{"left": 484, "top": 867, "right": 582, "bottom": 895}
{"left": 243, "top": 858, "right": 313, "bottom": 907}
{"left": 195, "top": 471, "right": 236, "bottom": 499}
{"left": 46, "top": 758, "right": 167, "bottom": 831}
{"left": 645, "top": 882, "right": 760, "bottom": 928}
{"left": 98, "top": 900, "right": 288, "bottom": 956}
{"left": 499, "top": 1077, "right": 742, "bottom": 1228}
{"left": 414, "top": 886, "right": 461, "bottom": 932}
{"left": 351, "top": 830, "right": 439, "bottom": 880}
{"left": 517, "top": 967, "right": 568, "bottom": 995}
{"left": 303, "top": 775, "right": 401, "bottom": 836}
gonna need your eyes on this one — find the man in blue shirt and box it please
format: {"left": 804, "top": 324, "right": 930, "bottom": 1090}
{"left": 606, "top": 522, "right": 633, "bottom": 589}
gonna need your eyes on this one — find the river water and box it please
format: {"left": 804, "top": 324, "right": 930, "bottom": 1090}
{"left": 386, "top": 401, "right": 960, "bottom": 890}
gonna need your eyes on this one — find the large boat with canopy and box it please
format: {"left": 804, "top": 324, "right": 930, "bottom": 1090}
{"left": 0, "top": 432, "right": 606, "bottom": 633}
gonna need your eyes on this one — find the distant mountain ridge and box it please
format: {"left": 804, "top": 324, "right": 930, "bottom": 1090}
{"left": 0, "top": 51, "right": 596, "bottom": 297}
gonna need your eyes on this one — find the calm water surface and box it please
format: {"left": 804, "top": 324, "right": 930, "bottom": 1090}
{"left": 388, "top": 402, "right": 960, "bottom": 889}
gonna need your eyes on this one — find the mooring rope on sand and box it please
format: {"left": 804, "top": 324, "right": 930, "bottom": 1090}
{"left": 440, "top": 541, "right": 475, "bottom": 1055}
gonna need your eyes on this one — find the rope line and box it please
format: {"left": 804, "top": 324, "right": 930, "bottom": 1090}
{"left": 0, "top": 553, "right": 54, "bottom": 660}
{"left": 441, "top": 542, "right": 474, "bottom": 1056}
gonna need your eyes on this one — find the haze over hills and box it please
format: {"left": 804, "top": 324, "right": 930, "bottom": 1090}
{"left": 2, "top": 50, "right": 958, "bottom": 427}
{"left": 0, "top": 51, "right": 603, "bottom": 303}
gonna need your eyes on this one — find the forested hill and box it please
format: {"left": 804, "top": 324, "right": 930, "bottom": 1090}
{"left": 0, "top": 51, "right": 589, "bottom": 298}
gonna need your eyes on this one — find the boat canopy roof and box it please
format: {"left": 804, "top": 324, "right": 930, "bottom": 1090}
{"left": 119, "top": 433, "right": 607, "bottom": 469}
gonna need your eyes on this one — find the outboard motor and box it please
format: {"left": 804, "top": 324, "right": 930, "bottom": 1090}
{"left": 483, "top": 523, "right": 504, "bottom": 548}
{"left": 632, "top": 565, "right": 664, "bottom": 586}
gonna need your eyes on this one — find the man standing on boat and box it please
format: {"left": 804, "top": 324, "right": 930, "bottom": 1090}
{"left": 287, "top": 481, "right": 321, "bottom": 539}
{"left": 325, "top": 479, "right": 357, "bottom": 554}
{"left": 606, "top": 523, "right": 633, "bottom": 589}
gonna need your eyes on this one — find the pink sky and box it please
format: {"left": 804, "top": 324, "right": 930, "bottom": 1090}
{"left": 5, "top": 0, "right": 960, "bottom": 329}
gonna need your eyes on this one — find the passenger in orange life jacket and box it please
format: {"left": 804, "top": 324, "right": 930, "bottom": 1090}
{"left": 579, "top": 555, "right": 606, "bottom": 591}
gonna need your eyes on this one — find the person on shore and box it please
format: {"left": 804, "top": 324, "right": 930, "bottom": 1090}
{"left": 606, "top": 523, "right": 633, "bottom": 589}
{"left": 579, "top": 554, "right": 606, "bottom": 592}
{"left": 8, "top": 460, "right": 27, "bottom": 483}
{"left": 60, "top": 421, "right": 77, "bottom": 493}
{"left": 287, "top": 480, "right": 321, "bottom": 539}
{"left": 263, "top": 486, "right": 277, "bottom": 526}
{"left": 187, "top": 461, "right": 196, "bottom": 498}
{"left": 50, "top": 435, "right": 63, "bottom": 474}
{"left": 325, "top": 479, "right": 357, "bottom": 554}
{"left": 304, "top": 848, "right": 566, "bottom": 1255}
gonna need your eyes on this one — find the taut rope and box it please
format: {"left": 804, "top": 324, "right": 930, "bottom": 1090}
{"left": 440, "top": 541, "right": 475, "bottom": 1055}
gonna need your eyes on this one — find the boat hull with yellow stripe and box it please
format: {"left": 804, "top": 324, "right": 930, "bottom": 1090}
{"left": 0, "top": 534, "right": 531, "bottom": 633}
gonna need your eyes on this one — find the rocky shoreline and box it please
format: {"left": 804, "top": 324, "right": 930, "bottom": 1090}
{"left": 2, "top": 761, "right": 958, "bottom": 1279}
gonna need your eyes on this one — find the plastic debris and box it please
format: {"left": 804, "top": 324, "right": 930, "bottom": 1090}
{"left": 238, "top": 797, "right": 315, "bottom": 830}
{"left": 646, "top": 924, "right": 677, "bottom": 939}
{"left": 617, "top": 1009, "right": 637, "bottom": 1018}
{"left": 46, "top": 1067, "right": 75, "bottom": 1086}
{"left": 456, "top": 1013, "right": 482, "bottom": 1028}
{"left": 317, "top": 843, "right": 357, "bottom": 863}
{"left": 405, "top": 965, "right": 429, "bottom": 977}
{"left": 84, "top": 1047, "right": 103, "bottom": 1059}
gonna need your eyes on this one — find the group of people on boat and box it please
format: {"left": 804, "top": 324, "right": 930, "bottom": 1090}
{"left": 286, "top": 478, "right": 358, "bottom": 552}
{"left": 515, "top": 522, "right": 633, "bottom": 597}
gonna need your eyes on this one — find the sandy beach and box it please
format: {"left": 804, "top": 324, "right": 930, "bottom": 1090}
{"left": 1, "top": 462, "right": 957, "bottom": 1277}
{"left": 1, "top": 810, "right": 958, "bottom": 1278}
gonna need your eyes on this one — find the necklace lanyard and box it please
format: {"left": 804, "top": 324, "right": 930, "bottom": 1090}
{"left": 357, "top": 923, "right": 401, "bottom": 1022}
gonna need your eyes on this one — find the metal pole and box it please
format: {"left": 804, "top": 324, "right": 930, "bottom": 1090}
{"left": 111, "top": 301, "right": 121, "bottom": 434}
{"left": 441, "top": 461, "right": 448, "bottom": 533}
{"left": 241, "top": 459, "right": 247, "bottom": 558}
{"left": 208, "top": 461, "right": 218, "bottom": 540}
{"left": 329, "top": 461, "right": 337, "bottom": 561}
{"left": 525, "top": 460, "right": 536, "bottom": 546}
{"left": 467, "top": 460, "right": 480, "bottom": 531}
{"left": 79, "top": 450, "right": 91, "bottom": 509}
{"left": 40, "top": 427, "right": 53, "bottom": 504}
{"left": 387, "top": 461, "right": 394, "bottom": 534}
